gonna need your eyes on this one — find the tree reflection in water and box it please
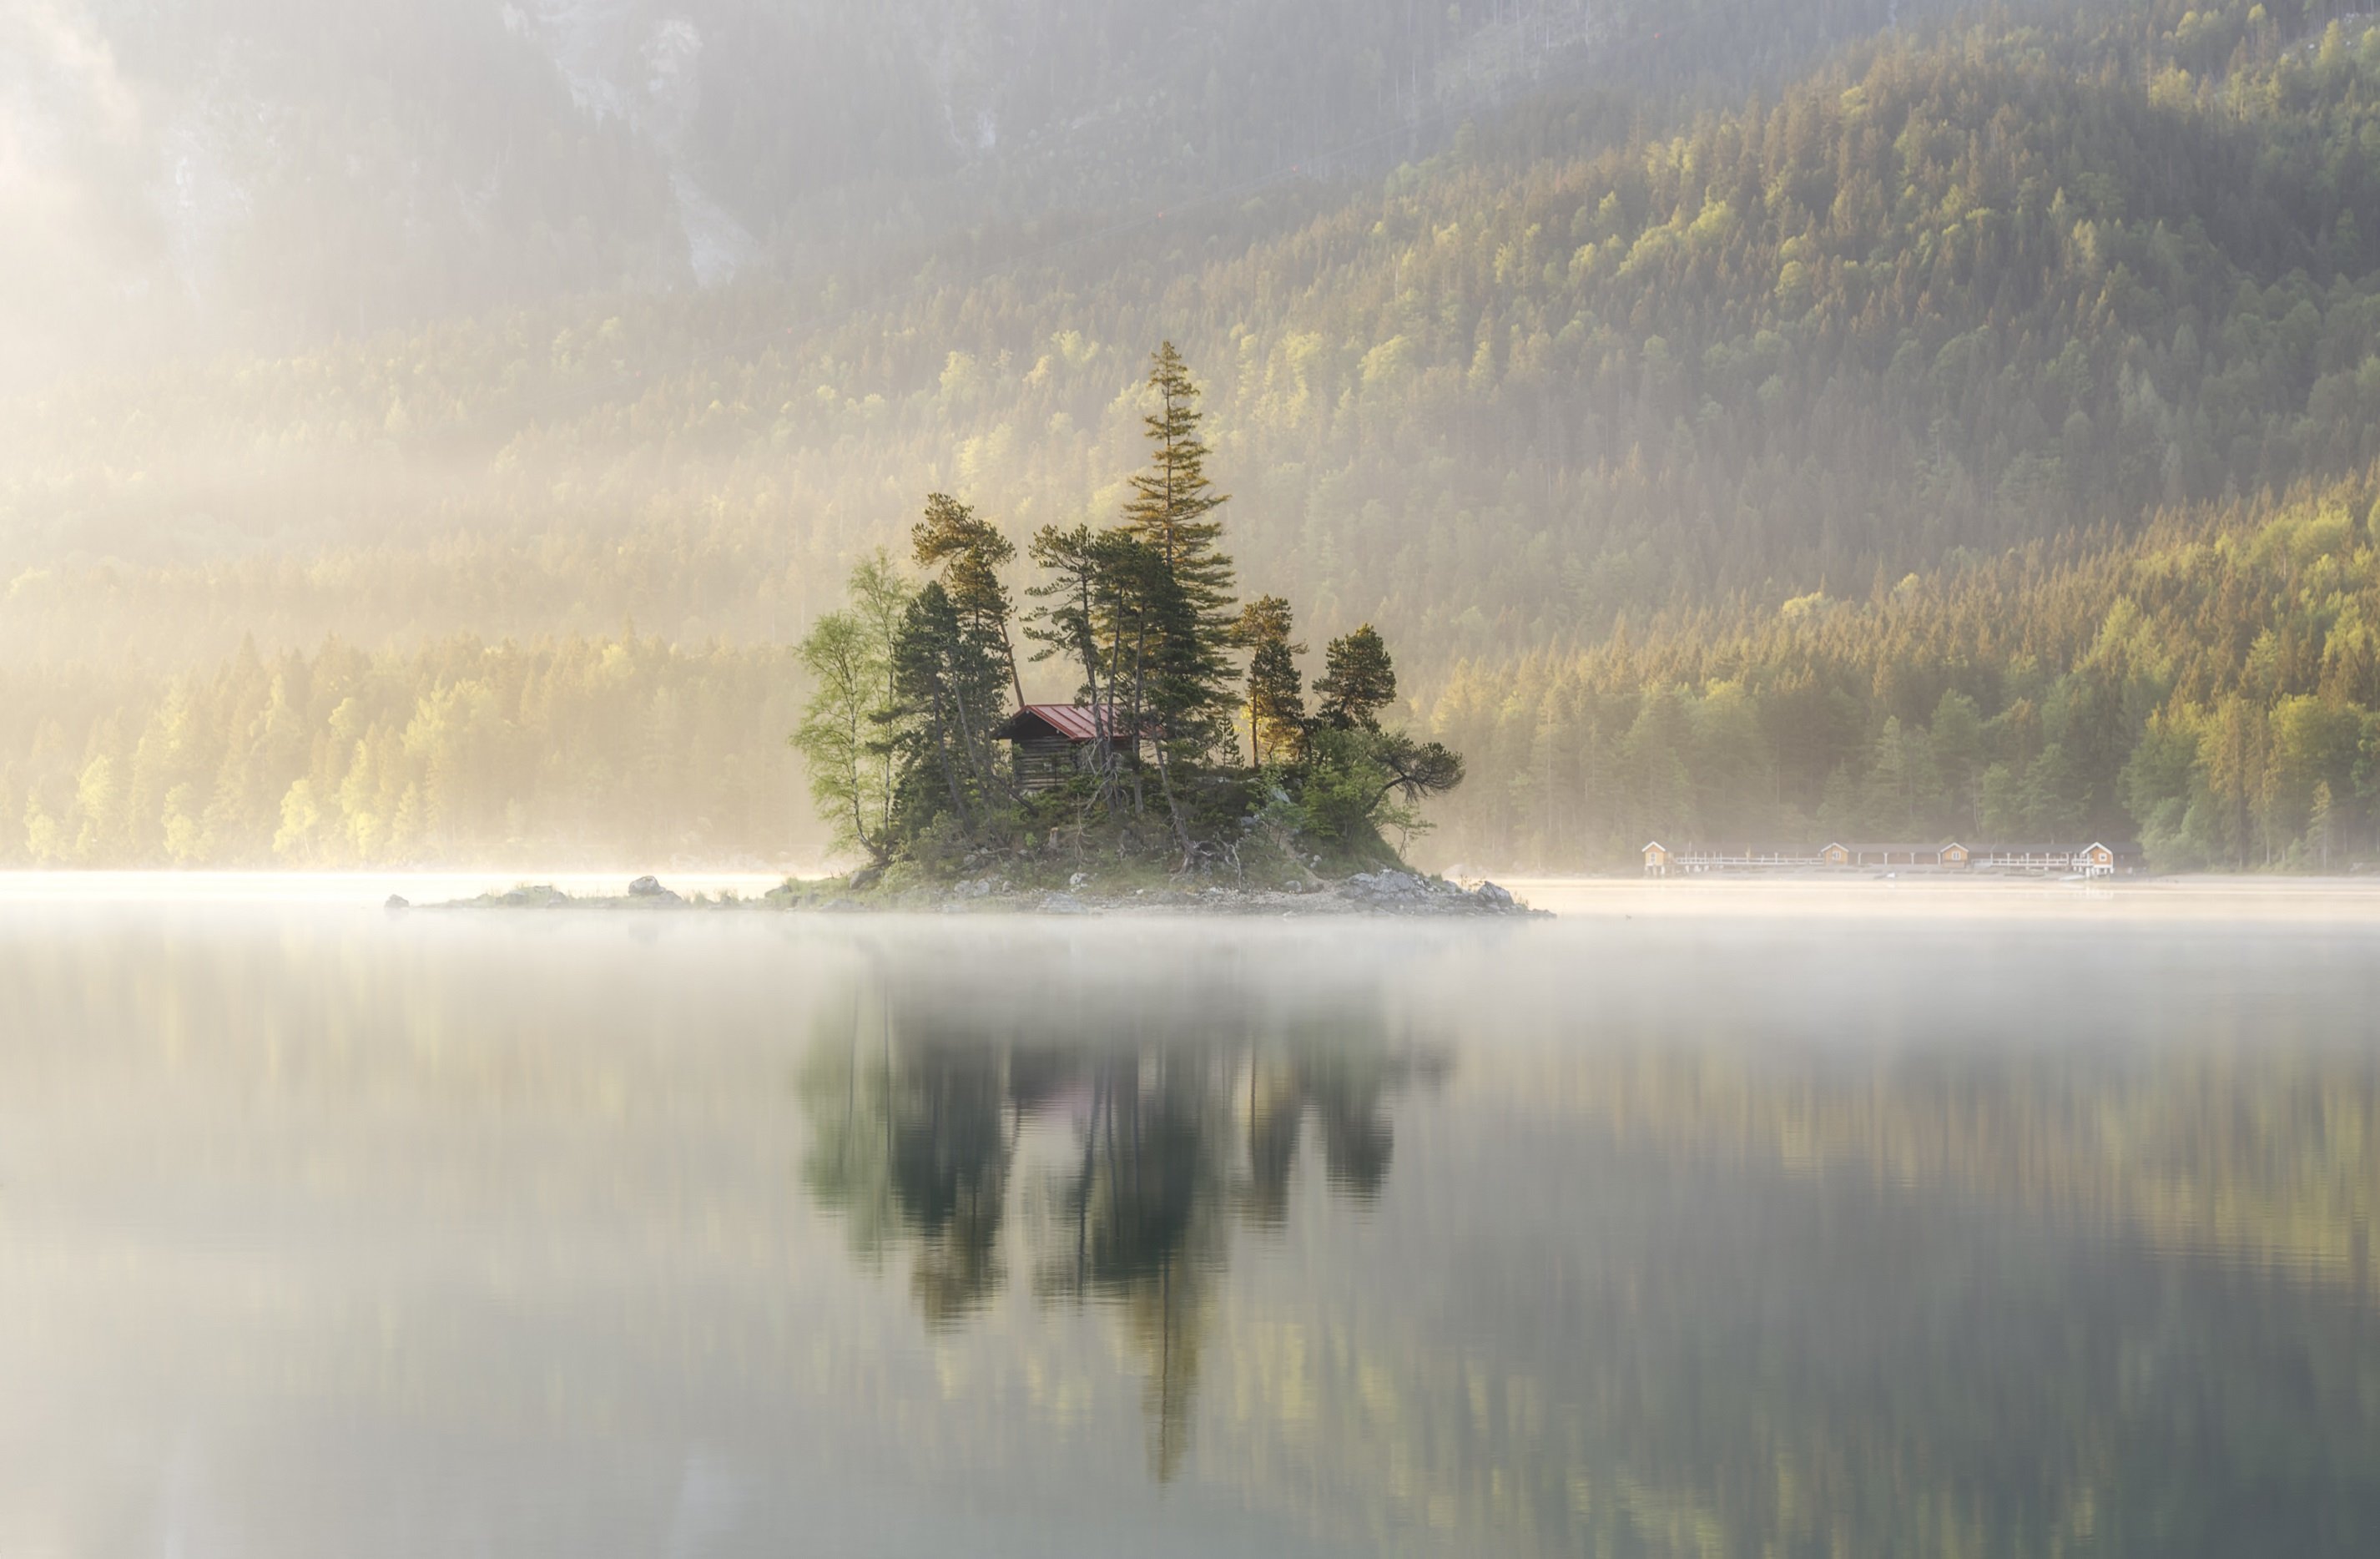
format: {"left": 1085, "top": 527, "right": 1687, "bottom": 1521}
{"left": 799, "top": 968, "right": 1445, "bottom": 1480}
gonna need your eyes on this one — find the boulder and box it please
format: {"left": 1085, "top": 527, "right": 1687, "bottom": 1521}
{"left": 628, "top": 875, "right": 667, "bottom": 897}
{"left": 384, "top": 894, "right": 410, "bottom": 911}
{"left": 846, "top": 866, "right": 884, "bottom": 891}
{"left": 1341, "top": 869, "right": 1429, "bottom": 905}
{"left": 1474, "top": 881, "right": 1516, "bottom": 911}
{"left": 1040, "top": 893, "right": 1090, "bottom": 916}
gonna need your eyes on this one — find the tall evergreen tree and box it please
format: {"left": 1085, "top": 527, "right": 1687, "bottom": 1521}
{"left": 1122, "top": 344, "right": 1238, "bottom": 762}
{"left": 888, "top": 579, "right": 1012, "bottom": 835}
{"left": 912, "top": 492, "right": 1024, "bottom": 709}
{"left": 1236, "top": 596, "right": 1307, "bottom": 768}
{"left": 1316, "top": 626, "right": 1397, "bottom": 732}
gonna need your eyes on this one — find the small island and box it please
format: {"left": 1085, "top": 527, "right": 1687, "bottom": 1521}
{"left": 440, "top": 344, "right": 1529, "bottom": 919}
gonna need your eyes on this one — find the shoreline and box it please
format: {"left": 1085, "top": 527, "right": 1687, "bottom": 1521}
{"left": 20, "top": 870, "right": 2380, "bottom": 926}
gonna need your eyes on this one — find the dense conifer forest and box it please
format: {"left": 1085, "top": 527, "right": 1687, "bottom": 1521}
{"left": 1426, "top": 468, "right": 2380, "bottom": 870}
{"left": 8, "top": 0, "right": 2380, "bottom": 869}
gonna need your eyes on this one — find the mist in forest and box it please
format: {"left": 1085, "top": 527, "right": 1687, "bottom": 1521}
{"left": 9, "top": 0, "right": 2380, "bottom": 875}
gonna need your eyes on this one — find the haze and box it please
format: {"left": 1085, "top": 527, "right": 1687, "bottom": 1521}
{"left": 13, "top": 8, "right": 2380, "bottom": 1550}
{"left": 6, "top": 0, "right": 2380, "bottom": 876}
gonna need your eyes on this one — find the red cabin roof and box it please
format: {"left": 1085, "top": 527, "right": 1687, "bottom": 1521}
{"left": 993, "top": 704, "right": 1139, "bottom": 743}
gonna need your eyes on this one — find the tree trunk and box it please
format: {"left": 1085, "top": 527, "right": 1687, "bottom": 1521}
{"left": 1154, "top": 743, "right": 1196, "bottom": 870}
{"left": 930, "top": 689, "right": 971, "bottom": 828}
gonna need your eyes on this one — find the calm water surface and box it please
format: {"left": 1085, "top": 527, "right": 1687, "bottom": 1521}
{"left": 3, "top": 896, "right": 2377, "bottom": 1556}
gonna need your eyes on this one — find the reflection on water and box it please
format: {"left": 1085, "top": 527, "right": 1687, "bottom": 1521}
{"left": 2, "top": 901, "right": 2379, "bottom": 1556}
{"left": 799, "top": 971, "right": 1442, "bottom": 1476}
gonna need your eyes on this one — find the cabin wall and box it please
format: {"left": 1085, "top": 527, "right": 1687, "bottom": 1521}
{"left": 1011, "top": 736, "right": 1082, "bottom": 793}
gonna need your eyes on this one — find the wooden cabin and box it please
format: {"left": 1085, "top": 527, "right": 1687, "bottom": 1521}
{"left": 991, "top": 704, "right": 1135, "bottom": 793}
{"left": 1642, "top": 841, "right": 1672, "bottom": 876}
{"left": 2080, "top": 841, "right": 2142, "bottom": 877}
{"left": 1938, "top": 842, "right": 1971, "bottom": 868}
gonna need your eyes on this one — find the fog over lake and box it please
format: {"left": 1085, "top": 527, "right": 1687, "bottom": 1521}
{"left": 0, "top": 890, "right": 2374, "bottom": 1556}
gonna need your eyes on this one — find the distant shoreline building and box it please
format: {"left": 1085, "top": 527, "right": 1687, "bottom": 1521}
{"left": 1641, "top": 840, "right": 2140, "bottom": 879}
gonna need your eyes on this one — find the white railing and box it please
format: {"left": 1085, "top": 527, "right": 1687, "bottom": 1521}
{"left": 1649, "top": 848, "right": 2124, "bottom": 875}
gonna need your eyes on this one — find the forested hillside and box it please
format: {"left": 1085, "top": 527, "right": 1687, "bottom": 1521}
{"left": 1428, "top": 468, "right": 2380, "bottom": 870}
{"left": 0, "top": 634, "right": 803, "bottom": 870}
{"left": 9, "top": 0, "right": 2380, "bottom": 869}
{"left": 14, "top": 0, "right": 2377, "bottom": 656}
{"left": 18, "top": 467, "right": 2380, "bottom": 871}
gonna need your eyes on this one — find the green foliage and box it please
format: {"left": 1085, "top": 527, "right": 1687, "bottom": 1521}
{"left": 1288, "top": 724, "right": 1463, "bottom": 868}
{"left": 0, "top": 633, "right": 804, "bottom": 867}
{"left": 1315, "top": 625, "right": 1399, "bottom": 732}
{"left": 1238, "top": 596, "right": 1309, "bottom": 768}
{"left": 1122, "top": 343, "right": 1241, "bottom": 761}
{"left": 793, "top": 612, "right": 884, "bottom": 860}
{"left": 1290, "top": 727, "right": 1401, "bottom": 863}
{"left": 1427, "top": 467, "right": 2380, "bottom": 871}
{"left": 792, "top": 552, "right": 910, "bottom": 865}
{"left": 886, "top": 579, "right": 1016, "bottom": 842}
{"left": 791, "top": 346, "right": 1464, "bottom": 877}
{"left": 912, "top": 492, "right": 1025, "bottom": 705}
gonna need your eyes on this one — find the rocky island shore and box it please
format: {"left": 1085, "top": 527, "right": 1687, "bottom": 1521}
{"left": 406, "top": 868, "right": 1537, "bottom": 918}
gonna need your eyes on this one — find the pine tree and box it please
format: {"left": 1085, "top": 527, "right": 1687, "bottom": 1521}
{"left": 888, "top": 580, "right": 1011, "bottom": 835}
{"left": 1122, "top": 344, "right": 1238, "bottom": 761}
{"left": 1315, "top": 626, "right": 1397, "bottom": 732}
{"left": 1236, "top": 595, "right": 1307, "bottom": 768}
{"left": 912, "top": 492, "right": 1023, "bottom": 709}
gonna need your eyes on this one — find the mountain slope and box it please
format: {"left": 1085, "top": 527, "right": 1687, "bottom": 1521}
{"left": 8, "top": 0, "right": 2376, "bottom": 663}
{"left": 2, "top": 0, "right": 1948, "bottom": 394}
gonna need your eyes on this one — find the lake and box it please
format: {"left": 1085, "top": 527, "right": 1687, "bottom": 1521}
{"left": 3, "top": 885, "right": 2377, "bottom": 1556}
